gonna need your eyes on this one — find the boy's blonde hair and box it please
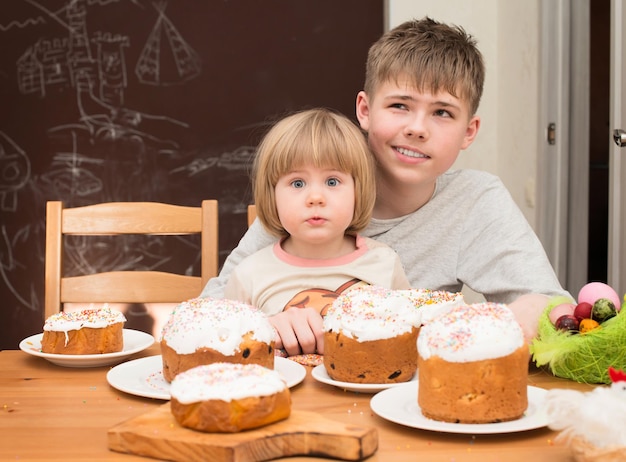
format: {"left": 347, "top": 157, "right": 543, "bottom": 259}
{"left": 253, "top": 108, "right": 376, "bottom": 238}
{"left": 364, "top": 17, "right": 485, "bottom": 115}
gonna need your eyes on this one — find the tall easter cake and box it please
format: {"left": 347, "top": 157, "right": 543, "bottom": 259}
{"left": 417, "top": 302, "right": 529, "bottom": 423}
{"left": 41, "top": 306, "right": 126, "bottom": 355}
{"left": 170, "top": 362, "right": 291, "bottom": 433}
{"left": 322, "top": 286, "right": 462, "bottom": 384}
{"left": 160, "top": 297, "right": 276, "bottom": 382}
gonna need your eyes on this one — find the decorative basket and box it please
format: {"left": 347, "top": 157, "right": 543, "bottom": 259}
{"left": 530, "top": 296, "right": 626, "bottom": 384}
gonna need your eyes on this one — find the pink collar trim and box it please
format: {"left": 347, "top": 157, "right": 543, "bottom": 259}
{"left": 273, "top": 235, "right": 368, "bottom": 267}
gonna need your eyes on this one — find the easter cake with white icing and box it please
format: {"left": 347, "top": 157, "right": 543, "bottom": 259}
{"left": 417, "top": 302, "right": 529, "bottom": 423}
{"left": 170, "top": 362, "right": 291, "bottom": 432}
{"left": 160, "top": 297, "right": 276, "bottom": 382}
{"left": 41, "top": 306, "right": 126, "bottom": 355}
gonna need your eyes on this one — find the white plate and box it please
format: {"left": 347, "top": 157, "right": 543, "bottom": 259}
{"left": 106, "top": 355, "right": 307, "bottom": 400}
{"left": 311, "top": 364, "right": 417, "bottom": 393}
{"left": 370, "top": 381, "right": 549, "bottom": 434}
{"left": 19, "top": 330, "right": 155, "bottom": 368}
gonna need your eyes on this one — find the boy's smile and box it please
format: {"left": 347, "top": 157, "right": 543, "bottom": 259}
{"left": 396, "top": 146, "right": 429, "bottom": 160}
{"left": 356, "top": 76, "right": 480, "bottom": 216}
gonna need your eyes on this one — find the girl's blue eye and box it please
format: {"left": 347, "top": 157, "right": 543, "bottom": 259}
{"left": 291, "top": 179, "right": 305, "bottom": 188}
{"left": 326, "top": 178, "right": 339, "bottom": 187}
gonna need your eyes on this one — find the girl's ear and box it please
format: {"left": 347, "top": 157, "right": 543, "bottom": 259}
{"left": 355, "top": 91, "right": 370, "bottom": 131}
{"left": 461, "top": 115, "right": 481, "bottom": 150}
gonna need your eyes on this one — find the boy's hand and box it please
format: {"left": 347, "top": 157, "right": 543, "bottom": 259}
{"left": 507, "top": 293, "right": 550, "bottom": 341}
{"left": 269, "top": 308, "right": 324, "bottom": 356}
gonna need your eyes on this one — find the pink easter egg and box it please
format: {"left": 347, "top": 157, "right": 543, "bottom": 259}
{"left": 578, "top": 282, "right": 621, "bottom": 312}
{"left": 548, "top": 303, "right": 576, "bottom": 325}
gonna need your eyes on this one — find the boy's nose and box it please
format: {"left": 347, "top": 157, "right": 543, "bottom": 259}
{"left": 404, "top": 116, "right": 427, "bottom": 139}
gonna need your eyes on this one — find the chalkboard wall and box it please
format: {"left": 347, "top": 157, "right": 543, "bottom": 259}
{"left": 0, "top": 0, "right": 383, "bottom": 349}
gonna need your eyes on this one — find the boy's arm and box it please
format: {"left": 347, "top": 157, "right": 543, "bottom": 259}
{"left": 200, "top": 220, "right": 276, "bottom": 299}
{"left": 458, "top": 174, "right": 571, "bottom": 304}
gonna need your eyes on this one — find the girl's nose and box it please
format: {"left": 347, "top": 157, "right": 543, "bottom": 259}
{"left": 307, "top": 189, "right": 326, "bottom": 206}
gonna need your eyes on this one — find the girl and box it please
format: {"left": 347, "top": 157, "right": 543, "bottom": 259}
{"left": 223, "top": 108, "right": 410, "bottom": 356}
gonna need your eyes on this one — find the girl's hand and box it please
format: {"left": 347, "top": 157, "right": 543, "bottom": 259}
{"left": 269, "top": 308, "right": 324, "bottom": 356}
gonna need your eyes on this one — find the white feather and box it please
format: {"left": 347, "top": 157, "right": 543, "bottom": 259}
{"left": 545, "top": 383, "right": 626, "bottom": 448}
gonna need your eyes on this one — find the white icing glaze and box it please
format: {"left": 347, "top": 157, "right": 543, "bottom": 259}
{"left": 397, "top": 289, "right": 465, "bottom": 324}
{"left": 170, "top": 362, "right": 287, "bottom": 404}
{"left": 160, "top": 297, "right": 275, "bottom": 355}
{"left": 43, "top": 305, "right": 125, "bottom": 332}
{"left": 417, "top": 302, "right": 524, "bottom": 362}
{"left": 323, "top": 285, "right": 422, "bottom": 341}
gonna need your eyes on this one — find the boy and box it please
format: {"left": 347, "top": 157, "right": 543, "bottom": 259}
{"left": 202, "top": 17, "right": 570, "bottom": 354}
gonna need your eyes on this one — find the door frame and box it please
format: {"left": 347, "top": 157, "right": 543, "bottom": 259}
{"left": 608, "top": 0, "right": 625, "bottom": 294}
{"left": 537, "top": 0, "right": 590, "bottom": 295}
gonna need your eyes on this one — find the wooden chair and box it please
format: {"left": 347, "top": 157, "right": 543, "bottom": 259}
{"left": 247, "top": 204, "right": 257, "bottom": 227}
{"left": 44, "top": 200, "right": 219, "bottom": 320}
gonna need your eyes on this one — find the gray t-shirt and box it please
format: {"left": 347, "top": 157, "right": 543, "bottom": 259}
{"left": 201, "top": 169, "right": 570, "bottom": 303}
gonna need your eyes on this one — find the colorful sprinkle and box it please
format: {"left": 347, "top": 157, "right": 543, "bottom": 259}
{"left": 43, "top": 305, "right": 126, "bottom": 331}
{"left": 417, "top": 303, "right": 524, "bottom": 362}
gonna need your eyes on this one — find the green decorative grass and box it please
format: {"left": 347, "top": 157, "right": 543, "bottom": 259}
{"left": 530, "top": 296, "right": 626, "bottom": 384}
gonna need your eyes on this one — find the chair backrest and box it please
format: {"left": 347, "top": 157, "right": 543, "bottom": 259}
{"left": 247, "top": 204, "right": 257, "bottom": 227}
{"left": 44, "top": 200, "right": 219, "bottom": 320}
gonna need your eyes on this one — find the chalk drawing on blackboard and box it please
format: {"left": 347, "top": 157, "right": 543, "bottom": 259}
{"left": 15, "top": 0, "right": 131, "bottom": 103}
{"left": 40, "top": 132, "right": 103, "bottom": 198}
{"left": 0, "top": 224, "right": 39, "bottom": 312}
{"left": 136, "top": 2, "right": 202, "bottom": 86}
{"left": 46, "top": 75, "right": 189, "bottom": 149}
{"left": 0, "top": 132, "right": 31, "bottom": 212}
{"left": 11, "top": 0, "right": 194, "bottom": 150}
{"left": 0, "top": 15, "right": 45, "bottom": 33}
{"left": 171, "top": 146, "right": 256, "bottom": 178}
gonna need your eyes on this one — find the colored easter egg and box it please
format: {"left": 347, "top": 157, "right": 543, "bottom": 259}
{"left": 577, "top": 282, "right": 621, "bottom": 312}
{"left": 591, "top": 298, "right": 617, "bottom": 323}
{"left": 579, "top": 318, "right": 600, "bottom": 333}
{"left": 573, "top": 302, "right": 593, "bottom": 320}
{"left": 554, "top": 314, "right": 579, "bottom": 332}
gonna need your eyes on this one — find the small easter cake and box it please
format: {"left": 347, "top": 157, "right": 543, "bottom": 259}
{"left": 417, "top": 302, "right": 529, "bottom": 423}
{"left": 170, "top": 362, "right": 291, "bottom": 433}
{"left": 160, "top": 297, "right": 276, "bottom": 382}
{"left": 41, "top": 306, "right": 126, "bottom": 355}
{"left": 323, "top": 285, "right": 422, "bottom": 384}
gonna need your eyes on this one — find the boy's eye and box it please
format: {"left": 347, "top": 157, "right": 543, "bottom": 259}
{"left": 291, "top": 179, "right": 305, "bottom": 188}
{"left": 390, "top": 103, "right": 407, "bottom": 110}
{"left": 326, "top": 178, "right": 340, "bottom": 187}
{"left": 434, "top": 109, "right": 452, "bottom": 118}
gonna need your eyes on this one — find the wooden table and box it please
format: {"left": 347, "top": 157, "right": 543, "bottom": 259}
{"left": 0, "top": 344, "right": 596, "bottom": 462}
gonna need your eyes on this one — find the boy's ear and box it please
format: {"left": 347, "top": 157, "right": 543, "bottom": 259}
{"left": 461, "top": 115, "right": 481, "bottom": 150}
{"left": 355, "top": 91, "right": 370, "bottom": 131}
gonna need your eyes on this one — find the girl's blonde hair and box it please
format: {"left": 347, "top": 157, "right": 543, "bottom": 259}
{"left": 253, "top": 108, "right": 376, "bottom": 238}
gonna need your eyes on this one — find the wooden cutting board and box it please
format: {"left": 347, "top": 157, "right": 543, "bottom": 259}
{"left": 108, "top": 403, "right": 378, "bottom": 462}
